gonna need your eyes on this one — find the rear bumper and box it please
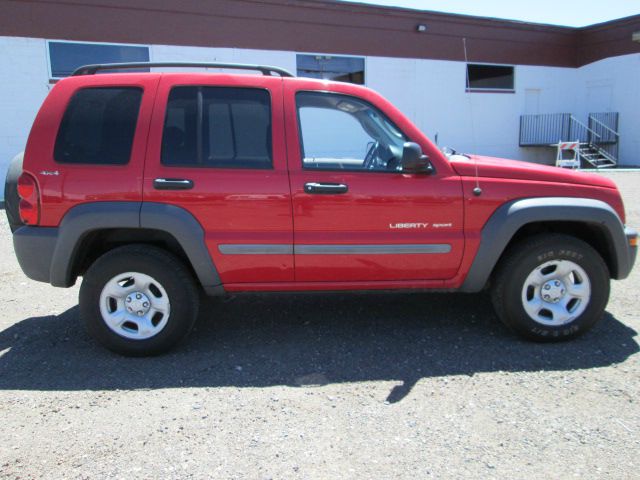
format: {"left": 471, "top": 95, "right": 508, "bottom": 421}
{"left": 623, "top": 226, "right": 638, "bottom": 279}
{"left": 13, "top": 226, "right": 59, "bottom": 284}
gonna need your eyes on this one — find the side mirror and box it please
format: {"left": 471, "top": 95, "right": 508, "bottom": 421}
{"left": 401, "top": 142, "right": 434, "bottom": 174}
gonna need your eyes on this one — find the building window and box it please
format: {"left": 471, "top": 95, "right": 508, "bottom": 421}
{"left": 54, "top": 87, "right": 143, "bottom": 165}
{"left": 48, "top": 41, "right": 150, "bottom": 78}
{"left": 466, "top": 64, "right": 514, "bottom": 92}
{"left": 297, "top": 55, "right": 365, "bottom": 85}
{"left": 161, "top": 87, "right": 272, "bottom": 169}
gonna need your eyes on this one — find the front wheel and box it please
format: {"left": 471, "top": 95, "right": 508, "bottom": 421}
{"left": 491, "top": 234, "right": 610, "bottom": 341}
{"left": 80, "top": 245, "right": 199, "bottom": 356}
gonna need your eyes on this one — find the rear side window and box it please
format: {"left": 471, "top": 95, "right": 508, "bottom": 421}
{"left": 54, "top": 87, "right": 143, "bottom": 165}
{"left": 161, "top": 87, "right": 272, "bottom": 169}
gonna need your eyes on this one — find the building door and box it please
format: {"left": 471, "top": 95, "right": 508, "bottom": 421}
{"left": 587, "top": 83, "right": 613, "bottom": 112}
{"left": 524, "top": 89, "right": 541, "bottom": 114}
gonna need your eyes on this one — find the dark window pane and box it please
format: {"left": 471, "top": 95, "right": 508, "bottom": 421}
{"left": 49, "top": 42, "right": 150, "bottom": 77}
{"left": 54, "top": 87, "right": 143, "bottom": 165}
{"left": 161, "top": 87, "right": 272, "bottom": 169}
{"left": 162, "top": 87, "right": 198, "bottom": 165}
{"left": 466, "top": 64, "right": 514, "bottom": 90}
{"left": 297, "top": 55, "right": 365, "bottom": 85}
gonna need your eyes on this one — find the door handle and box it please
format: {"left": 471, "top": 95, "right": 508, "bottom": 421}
{"left": 153, "top": 178, "right": 194, "bottom": 190}
{"left": 304, "top": 182, "right": 348, "bottom": 194}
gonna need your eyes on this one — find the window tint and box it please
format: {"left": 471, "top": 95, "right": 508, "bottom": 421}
{"left": 54, "top": 87, "right": 143, "bottom": 165}
{"left": 296, "top": 92, "right": 408, "bottom": 172}
{"left": 161, "top": 87, "right": 272, "bottom": 169}
{"left": 48, "top": 42, "right": 149, "bottom": 78}
{"left": 466, "top": 64, "right": 514, "bottom": 91}
{"left": 297, "top": 55, "right": 365, "bottom": 85}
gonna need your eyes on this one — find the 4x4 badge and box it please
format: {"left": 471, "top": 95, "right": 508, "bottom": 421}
{"left": 39, "top": 170, "right": 59, "bottom": 176}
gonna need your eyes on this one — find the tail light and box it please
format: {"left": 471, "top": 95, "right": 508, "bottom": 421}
{"left": 17, "top": 173, "right": 40, "bottom": 225}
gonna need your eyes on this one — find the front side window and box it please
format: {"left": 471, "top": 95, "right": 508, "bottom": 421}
{"left": 296, "top": 92, "right": 408, "bottom": 172}
{"left": 54, "top": 87, "right": 143, "bottom": 165}
{"left": 161, "top": 87, "right": 272, "bottom": 169}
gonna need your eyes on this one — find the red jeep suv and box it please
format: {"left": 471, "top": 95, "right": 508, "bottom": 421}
{"left": 6, "top": 62, "right": 637, "bottom": 356}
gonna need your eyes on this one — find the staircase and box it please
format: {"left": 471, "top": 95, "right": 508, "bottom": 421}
{"left": 519, "top": 112, "right": 620, "bottom": 169}
{"left": 577, "top": 142, "right": 617, "bottom": 168}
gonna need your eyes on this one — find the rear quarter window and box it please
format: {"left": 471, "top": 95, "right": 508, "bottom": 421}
{"left": 54, "top": 87, "right": 143, "bottom": 165}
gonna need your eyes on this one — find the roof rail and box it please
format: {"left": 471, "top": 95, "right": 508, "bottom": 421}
{"left": 71, "top": 62, "right": 295, "bottom": 77}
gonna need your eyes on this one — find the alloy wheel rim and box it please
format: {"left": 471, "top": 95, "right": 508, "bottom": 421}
{"left": 99, "top": 272, "right": 171, "bottom": 340}
{"left": 520, "top": 259, "right": 591, "bottom": 326}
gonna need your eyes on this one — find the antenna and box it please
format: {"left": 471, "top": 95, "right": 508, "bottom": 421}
{"left": 463, "top": 38, "right": 482, "bottom": 197}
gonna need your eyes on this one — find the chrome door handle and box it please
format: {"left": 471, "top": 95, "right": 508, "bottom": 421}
{"left": 153, "top": 178, "right": 194, "bottom": 190}
{"left": 304, "top": 182, "right": 348, "bottom": 194}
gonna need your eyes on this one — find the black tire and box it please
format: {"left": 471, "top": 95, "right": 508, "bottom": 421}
{"left": 4, "top": 153, "right": 24, "bottom": 233}
{"left": 80, "top": 245, "right": 200, "bottom": 356}
{"left": 491, "top": 234, "right": 610, "bottom": 342}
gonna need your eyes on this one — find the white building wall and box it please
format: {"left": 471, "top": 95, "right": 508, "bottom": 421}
{"left": 0, "top": 36, "right": 638, "bottom": 199}
{"left": 573, "top": 53, "right": 640, "bottom": 166}
{"left": 367, "top": 57, "right": 579, "bottom": 163}
{"left": 0, "top": 37, "right": 52, "bottom": 184}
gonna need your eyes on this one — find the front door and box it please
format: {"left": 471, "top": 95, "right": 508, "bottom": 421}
{"left": 144, "top": 75, "right": 293, "bottom": 284}
{"left": 284, "top": 84, "right": 464, "bottom": 283}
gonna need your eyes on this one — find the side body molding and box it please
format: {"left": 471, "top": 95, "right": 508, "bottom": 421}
{"left": 49, "top": 202, "right": 221, "bottom": 291}
{"left": 460, "top": 197, "right": 632, "bottom": 293}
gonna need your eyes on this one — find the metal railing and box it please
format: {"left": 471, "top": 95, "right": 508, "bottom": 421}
{"left": 520, "top": 112, "right": 619, "bottom": 148}
{"left": 570, "top": 116, "right": 601, "bottom": 143}
{"left": 519, "top": 113, "right": 571, "bottom": 146}
{"left": 589, "top": 113, "right": 619, "bottom": 160}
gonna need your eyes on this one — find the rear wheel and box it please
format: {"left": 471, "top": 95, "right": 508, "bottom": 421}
{"left": 491, "top": 234, "right": 610, "bottom": 341}
{"left": 80, "top": 245, "right": 199, "bottom": 356}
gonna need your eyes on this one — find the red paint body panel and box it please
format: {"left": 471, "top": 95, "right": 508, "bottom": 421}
{"left": 143, "top": 74, "right": 294, "bottom": 284}
{"left": 450, "top": 154, "right": 617, "bottom": 189}
{"left": 22, "top": 74, "right": 160, "bottom": 226}
{"left": 21, "top": 72, "right": 630, "bottom": 293}
{"left": 224, "top": 279, "right": 446, "bottom": 292}
{"left": 443, "top": 176, "right": 627, "bottom": 289}
{"left": 449, "top": 155, "right": 625, "bottom": 222}
{"left": 283, "top": 79, "right": 464, "bottom": 282}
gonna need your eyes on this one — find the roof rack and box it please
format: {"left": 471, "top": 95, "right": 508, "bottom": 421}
{"left": 71, "top": 62, "right": 295, "bottom": 77}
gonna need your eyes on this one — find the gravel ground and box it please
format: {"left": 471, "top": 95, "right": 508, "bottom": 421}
{"left": 0, "top": 172, "right": 638, "bottom": 479}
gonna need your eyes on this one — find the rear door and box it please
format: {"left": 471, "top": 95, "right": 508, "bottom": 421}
{"left": 143, "top": 74, "right": 293, "bottom": 284}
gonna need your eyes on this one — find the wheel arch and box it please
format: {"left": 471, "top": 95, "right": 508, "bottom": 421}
{"left": 460, "top": 197, "right": 631, "bottom": 293}
{"left": 70, "top": 228, "right": 194, "bottom": 282}
{"left": 51, "top": 202, "right": 222, "bottom": 294}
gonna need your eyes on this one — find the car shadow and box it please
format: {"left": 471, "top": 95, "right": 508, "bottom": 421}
{"left": 0, "top": 292, "right": 637, "bottom": 403}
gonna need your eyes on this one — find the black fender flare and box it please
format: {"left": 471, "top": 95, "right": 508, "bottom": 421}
{"left": 4, "top": 152, "right": 24, "bottom": 232}
{"left": 140, "top": 202, "right": 221, "bottom": 292}
{"left": 50, "top": 201, "right": 221, "bottom": 290}
{"left": 460, "top": 197, "right": 632, "bottom": 292}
